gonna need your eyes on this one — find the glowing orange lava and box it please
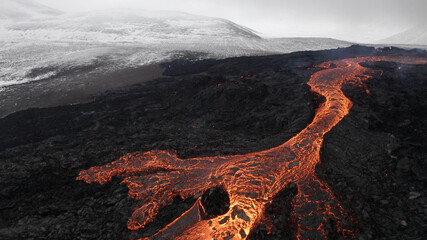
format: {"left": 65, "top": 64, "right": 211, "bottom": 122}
{"left": 77, "top": 56, "right": 427, "bottom": 239}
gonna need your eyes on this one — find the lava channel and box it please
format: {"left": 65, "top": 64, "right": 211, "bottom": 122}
{"left": 77, "top": 56, "right": 427, "bottom": 239}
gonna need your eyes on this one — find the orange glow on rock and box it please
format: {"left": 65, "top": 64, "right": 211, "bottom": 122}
{"left": 77, "top": 56, "right": 427, "bottom": 239}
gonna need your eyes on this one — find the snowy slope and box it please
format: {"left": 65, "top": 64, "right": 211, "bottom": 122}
{"left": 0, "top": 1, "right": 352, "bottom": 88}
{"left": 0, "top": 0, "right": 62, "bottom": 20}
{"left": 3, "top": 9, "right": 261, "bottom": 42}
{"left": 379, "top": 26, "right": 427, "bottom": 45}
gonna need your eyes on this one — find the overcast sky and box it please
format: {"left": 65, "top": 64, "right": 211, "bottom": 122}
{"left": 37, "top": 0, "right": 426, "bottom": 43}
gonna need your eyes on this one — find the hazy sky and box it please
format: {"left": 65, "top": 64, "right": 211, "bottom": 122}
{"left": 37, "top": 0, "right": 427, "bottom": 43}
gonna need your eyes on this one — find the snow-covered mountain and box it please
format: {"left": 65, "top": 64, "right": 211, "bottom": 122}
{"left": 379, "top": 26, "right": 427, "bottom": 45}
{"left": 0, "top": 1, "right": 352, "bottom": 88}
{"left": 3, "top": 9, "right": 261, "bottom": 43}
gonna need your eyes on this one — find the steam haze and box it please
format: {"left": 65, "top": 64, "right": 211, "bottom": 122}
{"left": 37, "top": 0, "right": 427, "bottom": 43}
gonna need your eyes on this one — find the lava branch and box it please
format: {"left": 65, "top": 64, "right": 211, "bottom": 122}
{"left": 77, "top": 56, "right": 427, "bottom": 239}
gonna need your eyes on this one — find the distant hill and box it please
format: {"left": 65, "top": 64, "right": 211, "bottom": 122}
{"left": 4, "top": 9, "right": 261, "bottom": 42}
{"left": 379, "top": 26, "right": 427, "bottom": 45}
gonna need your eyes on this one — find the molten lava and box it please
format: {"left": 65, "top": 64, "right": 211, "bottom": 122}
{"left": 77, "top": 56, "right": 427, "bottom": 239}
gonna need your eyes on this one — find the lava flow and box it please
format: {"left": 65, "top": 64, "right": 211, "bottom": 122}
{"left": 77, "top": 56, "right": 427, "bottom": 239}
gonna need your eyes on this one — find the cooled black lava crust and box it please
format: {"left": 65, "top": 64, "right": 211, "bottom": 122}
{"left": 0, "top": 45, "right": 426, "bottom": 239}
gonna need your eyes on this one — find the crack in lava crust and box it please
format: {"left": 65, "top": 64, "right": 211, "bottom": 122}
{"left": 77, "top": 56, "right": 427, "bottom": 239}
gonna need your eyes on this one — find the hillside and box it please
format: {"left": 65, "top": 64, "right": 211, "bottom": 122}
{"left": 380, "top": 26, "right": 427, "bottom": 45}
{"left": 0, "top": 0, "right": 62, "bottom": 20}
{"left": 0, "top": 2, "right": 351, "bottom": 88}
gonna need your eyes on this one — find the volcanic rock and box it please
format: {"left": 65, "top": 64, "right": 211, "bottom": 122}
{"left": 0, "top": 45, "right": 426, "bottom": 239}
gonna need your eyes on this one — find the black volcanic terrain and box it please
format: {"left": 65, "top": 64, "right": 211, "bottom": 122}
{"left": 0, "top": 46, "right": 426, "bottom": 239}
